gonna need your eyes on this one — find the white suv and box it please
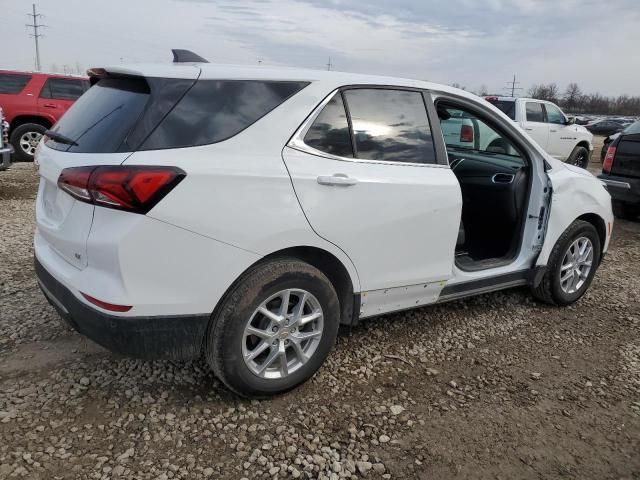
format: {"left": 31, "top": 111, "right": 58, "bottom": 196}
{"left": 35, "top": 53, "right": 613, "bottom": 397}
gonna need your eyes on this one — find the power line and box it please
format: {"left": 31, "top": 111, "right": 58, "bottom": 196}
{"left": 26, "top": 3, "right": 46, "bottom": 71}
{"left": 504, "top": 74, "right": 523, "bottom": 97}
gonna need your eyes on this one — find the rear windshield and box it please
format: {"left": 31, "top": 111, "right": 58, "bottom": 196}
{"left": 46, "top": 77, "right": 308, "bottom": 153}
{"left": 486, "top": 99, "right": 516, "bottom": 120}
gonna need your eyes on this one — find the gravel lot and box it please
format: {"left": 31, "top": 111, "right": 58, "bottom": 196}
{"left": 1, "top": 149, "right": 639, "bottom": 479}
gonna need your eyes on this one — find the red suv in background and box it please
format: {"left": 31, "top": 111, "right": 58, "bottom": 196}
{"left": 0, "top": 70, "right": 89, "bottom": 161}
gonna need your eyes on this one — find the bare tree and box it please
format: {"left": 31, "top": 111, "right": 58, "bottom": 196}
{"left": 563, "top": 83, "right": 583, "bottom": 113}
{"left": 478, "top": 84, "right": 489, "bottom": 96}
{"left": 451, "top": 83, "right": 467, "bottom": 91}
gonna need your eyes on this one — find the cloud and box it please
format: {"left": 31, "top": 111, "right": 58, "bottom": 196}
{"left": 1, "top": 0, "right": 639, "bottom": 96}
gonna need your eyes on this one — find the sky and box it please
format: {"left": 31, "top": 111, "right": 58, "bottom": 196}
{"left": 1, "top": 0, "right": 639, "bottom": 96}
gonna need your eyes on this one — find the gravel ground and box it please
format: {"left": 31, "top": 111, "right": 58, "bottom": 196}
{"left": 1, "top": 155, "right": 639, "bottom": 480}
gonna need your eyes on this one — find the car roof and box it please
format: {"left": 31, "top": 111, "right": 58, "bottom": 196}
{"left": 0, "top": 69, "right": 88, "bottom": 80}
{"left": 99, "top": 62, "right": 481, "bottom": 101}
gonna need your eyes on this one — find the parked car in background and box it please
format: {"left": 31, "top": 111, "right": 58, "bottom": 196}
{"left": 599, "top": 121, "right": 640, "bottom": 220}
{"left": 34, "top": 54, "right": 613, "bottom": 397}
{"left": 585, "top": 119, "right": 625, "bottom": 136}
{"left": 0, "top": 107, "right": 11, "bottom": 170}
{"left": 484, "top": 97, "right": 593, "bottom": 168}
{"left": 0, "top": 70, "right": 89, "bottom": 161}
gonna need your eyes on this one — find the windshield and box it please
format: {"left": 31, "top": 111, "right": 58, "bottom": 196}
{"left": 623, "top": 121, "right": 640, "bottom": 135}
{"left": 485, "top": 99, "right": 516, "bottom": 120}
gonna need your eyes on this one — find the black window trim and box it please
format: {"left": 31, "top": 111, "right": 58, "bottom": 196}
{"left": 288, "top": 84, "right": 446, "bottom": 168}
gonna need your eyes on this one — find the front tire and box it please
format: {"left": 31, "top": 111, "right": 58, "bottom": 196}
{"left": 566, "top": 145, "right": 590, "bottom": 169}
{"left": 205, "top": 259, "right": 340, "bottom": 398}
{"left": 10, "top": 123, "right": 47, "bottom": 161}
{"left": 531, "top": 220, "right": 601, "bottom": 306}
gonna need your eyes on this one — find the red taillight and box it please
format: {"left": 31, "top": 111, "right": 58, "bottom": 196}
{"left": 58, "top": 166, "right": 185, "bottom": 214}
{"left": 603, "top": 146, "right": 616, "bottom": 173}
{"left": 81, "top": 292, "right": 132, "bottom": 312}
{"left": 460, "top": 125, "right": 474, "bottom": 143}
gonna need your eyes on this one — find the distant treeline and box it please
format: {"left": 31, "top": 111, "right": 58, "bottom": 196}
{"left": 526, "top": 83, "right": 640, "bottom": 116}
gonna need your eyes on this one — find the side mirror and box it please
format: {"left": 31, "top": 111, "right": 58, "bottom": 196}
{"left": 566, "top": 116, "right": 576, "bottom": 125}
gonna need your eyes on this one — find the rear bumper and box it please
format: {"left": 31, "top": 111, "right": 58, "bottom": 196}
{"left": 0, "top": 146, "right": 11, "bottom": 171}
{"left": 599, "top": 174, "right": 640, "bottom": 205}
{"left": 35, "top": 258, "right": 209, "bottom": 360}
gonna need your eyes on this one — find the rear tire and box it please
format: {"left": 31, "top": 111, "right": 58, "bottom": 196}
{"left": 10, "top": 123, "right": 47, "bottom": 161}
{"left": 612, "top": 201, "right": 639, "bottom": 221}
{"left": 531, "top": 220, "right": 601, "bottom": 306}
{"left": 205, "top": 258, "right": 340, "bottom": 398}
{"left": 566, "top": 145, "right": 590, "bottom": 169}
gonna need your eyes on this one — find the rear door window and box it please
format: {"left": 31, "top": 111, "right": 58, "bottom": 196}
{"left": 303, "top": 93, "right": 353, "bottom": 158}
{"left": 141, "top": 80, "right": 308, "bottom": 150}
{"left": 0, "top": 73, "right": 31, "bottom": 94}
{"left": 342, "top": 88, "right": 436, "bottom": 164}
{"left": 525, "top": 102, "right": 545, "bottom": 122}
{"left": 40, "top": 78, "right": 85, "bottom": 101}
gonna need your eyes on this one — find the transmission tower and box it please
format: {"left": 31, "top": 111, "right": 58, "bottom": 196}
{"left": 26, "top": 4, "right": 46, "bottom": 71}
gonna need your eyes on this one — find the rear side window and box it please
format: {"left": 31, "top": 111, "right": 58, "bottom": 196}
{"left": 343, "top": 88, "right": 436, "bottom": 164}
{"left": 304, "top": 93, "right": 353, "bottom": 158}
{"left": 0, "top": 73, "right": 31, "bottom": 94}
{"left": 40, "top": 78, "right": 85, "bottom": 101}
{"left": 141, "top": 80, "right": 308, "bottom": 150}
{"left": 525, "top": 102, "right": 545, "bottom": 122}
{"left": 486, "top": 99, "right": 516, "bottom": 120}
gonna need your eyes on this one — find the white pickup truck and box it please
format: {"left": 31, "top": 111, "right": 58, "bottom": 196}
{"left": 486, "top": 97, "right": 593, "bottom": 167}
{"left": 440, "top": 97, "right": 593, "bottom": 168}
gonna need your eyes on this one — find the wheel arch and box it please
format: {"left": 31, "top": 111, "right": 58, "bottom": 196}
{"left": 576, "top": 213, "right": 606, "bottom": 252}
{"left": 261, "top": 246, "right": 359, "bottom": 326}
{"left": 576, "top": 140, "right": 591, "bottom": 151}
{"left": 9, "top": 115, "right": 52, "bottom": 134}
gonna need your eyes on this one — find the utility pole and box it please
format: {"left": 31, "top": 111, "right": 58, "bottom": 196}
{"left": 26, "top": 4, "right": 45, "bottom": 71}
{"left": 326, "top": 57, "right": 332, "bottom": 71}
{"left": 504, "top": 74, "right": 522, "bottom": 97}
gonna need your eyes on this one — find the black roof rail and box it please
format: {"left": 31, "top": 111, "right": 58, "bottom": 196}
{"left": 172, "top": 49, "right": 209, "bottom": 63}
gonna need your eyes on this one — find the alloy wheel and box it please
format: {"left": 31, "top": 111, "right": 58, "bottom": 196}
{"left": 19, "top": 131, "right": 43, "bottom": 156}
{"left": 242, "top": 289, "right": 324, "bottom": 379}
{"left": 559, "top": 236, "right": 594, "bottom": 294}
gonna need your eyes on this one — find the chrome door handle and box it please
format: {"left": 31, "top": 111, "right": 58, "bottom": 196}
{"left": 550, "top": 129, "right": 557, "bottom": 132}
{"left": 317, "top": 174, "right": 358, "bottom": 186}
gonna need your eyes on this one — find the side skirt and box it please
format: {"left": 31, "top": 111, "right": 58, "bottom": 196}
{"left": 436, "top": 270, "right": 531, "bottom": 304}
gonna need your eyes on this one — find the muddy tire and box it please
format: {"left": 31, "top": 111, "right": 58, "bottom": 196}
{"left": 531, "top": 220, "right": 601, "bottom": 306}
{"left": 205, "top": 258, "right": 340, "bottom": 398}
